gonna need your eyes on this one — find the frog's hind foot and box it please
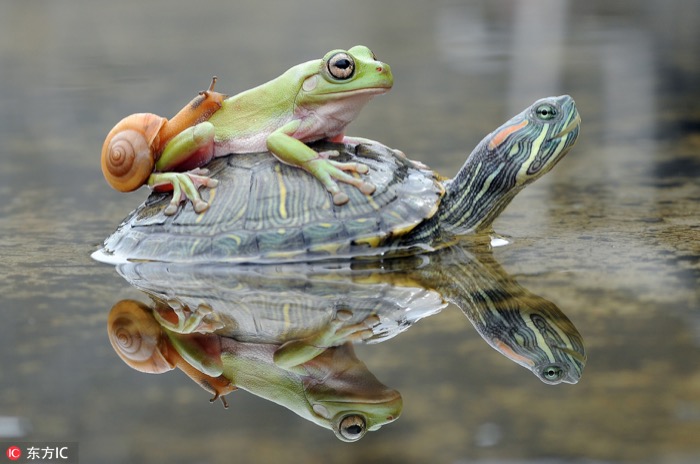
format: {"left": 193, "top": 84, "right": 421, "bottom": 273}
{"left": 149, "top": 169, "right": 219, "bottom": 216}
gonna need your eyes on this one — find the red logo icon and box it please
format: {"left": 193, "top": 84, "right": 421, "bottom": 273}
{"left": 6, "top": 446, "right": 21, "bottom": 461}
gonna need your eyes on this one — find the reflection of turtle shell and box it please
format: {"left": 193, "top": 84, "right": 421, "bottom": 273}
{"left": 117, "top": 257, "right": 446, "bottom": 345}
{"left": 95, "top": 95, "right": 581, "bottom": 263}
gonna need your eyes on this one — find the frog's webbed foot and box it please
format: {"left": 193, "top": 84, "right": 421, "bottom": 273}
{"left": 319, "top": 309, "right": 379, "bottom": 346}
{"left": 273, "top": 309, "right": 380, "bottom": 369}
{"left": 307, "top": 151, "right": 376, "bottom": 205}
{"left": 149, "top": 168, "right": 219, "bottom": 216}
{"left": 153, "top": 302, "right": 222, "bottom": 334}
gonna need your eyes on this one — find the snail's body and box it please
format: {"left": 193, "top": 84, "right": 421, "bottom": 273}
{"left": 101, "top": 46, "right": 393, "bottom": 215}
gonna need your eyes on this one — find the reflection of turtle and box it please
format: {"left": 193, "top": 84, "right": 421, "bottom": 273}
{"left": 94, "top": 96, "right": 580, "bottom": 264}
{"left": 107, "top": 244, "right": 586, "bottom": 441}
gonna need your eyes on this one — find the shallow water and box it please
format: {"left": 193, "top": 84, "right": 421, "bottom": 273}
{"left": 1, "top": 0, "right": 699, "bottom": 463}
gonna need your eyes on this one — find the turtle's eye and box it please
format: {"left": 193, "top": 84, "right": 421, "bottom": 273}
{"left": 328, "top": 52, "right": 355, "bottom": 80}
{"left": 535, "top": 104, "right": 558, "bottom": 121}
{"left": 541, "top": 364, "right": 564, "bottom": 382}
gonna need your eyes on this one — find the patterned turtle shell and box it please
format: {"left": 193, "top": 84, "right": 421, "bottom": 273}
{"left": 102, "top": 141, "right": 445, "bottom": 263}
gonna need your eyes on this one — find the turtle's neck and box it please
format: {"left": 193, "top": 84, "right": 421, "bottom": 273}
{"left": 437, "top": 137, "right": 528, "bottom": 235}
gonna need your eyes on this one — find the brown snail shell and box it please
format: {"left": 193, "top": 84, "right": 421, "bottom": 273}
{"left": 107, "top": 299, "right": 175, "bottom": 374}
{"left": 101, "top": 113, "right": 167, "bottom": 192}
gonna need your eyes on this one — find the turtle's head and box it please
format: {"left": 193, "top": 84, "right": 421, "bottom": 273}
{"left": 491, "top": 95, "right": 580, "bottom": 186}
{"left": 440, "top": 95, "right": 581, "bottom": 234}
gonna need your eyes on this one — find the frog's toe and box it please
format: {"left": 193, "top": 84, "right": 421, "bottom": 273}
{"left": 358, "top": 181, "right": 376, "bottom": 195}
{"left": 354, "top": 163, "right": 369, "bottom": 175}
{"left": 363, "top": 315, "right": 380, "bottom": 327}
{"left": 332, "top": 191, "right": 350, "bottom": 206}
{"left": 330, "top": 160, "right": 369, "bottom": 174}
{"left": 164, "top": 200, "right": 180, "bottom": 216}
{"left": 193, "top": 199, "right": 210, "bottom": 214}
{"left": 188, "top": 170, "right": 218, "bottom": 189}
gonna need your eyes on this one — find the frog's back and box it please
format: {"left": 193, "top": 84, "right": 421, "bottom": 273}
{"left": 98, "top": 142, "right": 444, "bottom": 263}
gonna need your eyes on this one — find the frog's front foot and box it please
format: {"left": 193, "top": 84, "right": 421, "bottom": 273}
{"left": 273, "top": 309, "right": 380, "bottom": 369}
{"left": 324, "top": 309, "right": 380, "bottom": 345}
{"left": 306, "top": 151, "right": 376, "bottom": 205}
{"left": 149, "top": 168, "right": 219, "bottom": 216}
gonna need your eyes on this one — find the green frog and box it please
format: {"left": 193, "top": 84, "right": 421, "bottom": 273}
{"left": 101, "top": 46, "right": 392, "bottom": 214}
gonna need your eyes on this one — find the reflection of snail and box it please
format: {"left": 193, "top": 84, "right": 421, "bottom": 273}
{"left": 100, "top": 78, "right": 224, "bottom": 193}
{"left": 107, "top": 300, "right": 235, "bottom": 406}
{"left": 108, "top": 299, "right": 172, "bottom": 373}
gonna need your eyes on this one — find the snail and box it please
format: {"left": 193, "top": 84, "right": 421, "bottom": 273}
{"left": 100, "top": 114, "right": 166, "bottom": 192}
{"left": 107, "top": 299, "right": 235, "bottom": 407}
{"left": 107, "top": 299, "right": 175, "bottom": 373}
{"left": 101, "top": 77, "right": 225, "bottom": 193}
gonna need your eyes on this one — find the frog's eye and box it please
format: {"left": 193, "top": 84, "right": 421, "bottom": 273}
{"left": 541, "top": 364, "right": 565, "bottom": 382}
{"left": 336, "top": 414, "right": 366, "bottom": 442}
{"left": 535, "top": 104, "right": 558, "bottom": 121}
{"left": 328, "top": 52, "right": 355, "bottom": 80}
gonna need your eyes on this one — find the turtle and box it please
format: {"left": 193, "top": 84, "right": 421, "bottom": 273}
{"left": 93, "top": 95, "right": 581, "bottom": 264}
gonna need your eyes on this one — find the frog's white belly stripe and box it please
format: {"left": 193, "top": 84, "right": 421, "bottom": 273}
{"left": 214, "top": 132, "right": 271, "bottom": 155}
{"left": 212, "top": 97, "right": 373, "bottom": 157}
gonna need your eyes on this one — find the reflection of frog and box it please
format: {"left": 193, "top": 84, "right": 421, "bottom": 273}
{"left": 101, "top": 46, "right": 392, "bottom": 214}
{"left": 108, "top": 300, "right": 402, "bottom": 442}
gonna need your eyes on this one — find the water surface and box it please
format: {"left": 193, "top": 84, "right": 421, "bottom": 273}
{"left": 1, "top": 1, "right": 699, "bottom": 463}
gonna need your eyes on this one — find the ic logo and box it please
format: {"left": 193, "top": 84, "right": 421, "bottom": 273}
{"left": 5, "top": 446, "right": 21, "bottom": 461}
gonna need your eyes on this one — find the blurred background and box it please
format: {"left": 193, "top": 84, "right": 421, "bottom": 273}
{"left": 1, "top": 0, "right": 699, "bottom": 462}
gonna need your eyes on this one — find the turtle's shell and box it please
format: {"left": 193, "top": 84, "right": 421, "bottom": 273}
{"left": 99, "top": 141, "right": 444, "bottom": 263}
